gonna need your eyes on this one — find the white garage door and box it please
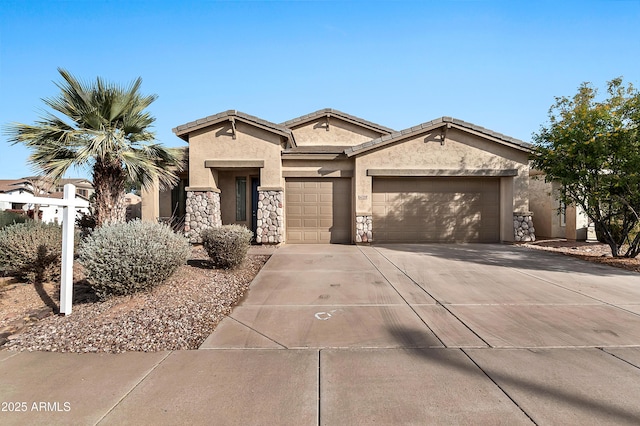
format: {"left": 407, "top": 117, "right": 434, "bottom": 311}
{"left": 285, "top": 178, "right": 351, "bottom": 244}
{"left": 372, "top": 177, "right": 500, "bottom": 243}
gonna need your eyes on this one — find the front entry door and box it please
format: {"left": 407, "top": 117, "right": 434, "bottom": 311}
{"left": 251, "top": 177, "right": 260, "bottom": 240}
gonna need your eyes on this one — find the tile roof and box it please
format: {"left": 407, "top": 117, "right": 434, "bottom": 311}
{"left": 173, "top": 110, "right": 295, "bottom": 143}
{"left": 0, "top": 179, "right": 26, "bottom": 193}
{"left": 345, "top": 117, "right": 532, "bottom": 157}
{"left": 282, "top": 108, "right": 395, "bottom": 135}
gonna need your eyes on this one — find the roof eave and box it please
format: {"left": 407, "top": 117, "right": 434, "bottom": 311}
{"left": 345, "top": 118, "right": 532, "bottom": 157}
{"left": 283, "top": 108, "right": 395, "bottom": 135}
{"left": 173, "top": 110, "right": 295, "bottom": 145}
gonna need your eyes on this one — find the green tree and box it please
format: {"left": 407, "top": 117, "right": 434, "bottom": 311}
{"left": 5, "top": 68, "right": 183, "bottom": 227}
{"left": 532, "top": 78, "right": 640, "bottom": 258}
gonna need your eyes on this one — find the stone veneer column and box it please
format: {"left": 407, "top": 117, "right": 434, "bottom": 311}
{"left": 355, "top": 215, "right": 373, "bottom": 243}
{"left": 256, "top": 190, "right": 283, "bottom": 244}
{"left": 184, "top": 190, "right": 221, "bottom": 243}
{"left": 514, "top": 212, "right": 535, "bottom": 242}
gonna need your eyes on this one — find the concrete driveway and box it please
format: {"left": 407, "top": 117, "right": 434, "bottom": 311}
{"left": 200, "top": 244, "right": 640, "bottom": 424}
{"left": 3, "top": 244, "right": 640, "bottom": 425}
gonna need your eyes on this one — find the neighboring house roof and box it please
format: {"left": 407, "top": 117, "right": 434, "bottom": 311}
{"left": 345, "top": 116, "right": 532, "bottom": 157}
{"left": 0, "top": 180, "right": 21, "bottom": 193}
{"left": 43, "top": 191, "right": 90, "bottom": 202}
{"left": 173, "top": 110, "right": 296, "bottom": 144}
{"left": 0, "top": 179, "right": 36, "bottom": 193}
{"left": 3, "top": 177, "right": 94, "bottom": 193}
{"left": 282, "top": 108, "right": 395, "bottom": 135}
{"left": 59, "top": 178, "right": 94, "bottom": 188}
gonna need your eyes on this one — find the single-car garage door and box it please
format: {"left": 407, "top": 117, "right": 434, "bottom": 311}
{"left": 286, "top": 178, "right": 351, "bottom": 243}
{"left": 372, "top": 177, "right": 500, "bottom": 243}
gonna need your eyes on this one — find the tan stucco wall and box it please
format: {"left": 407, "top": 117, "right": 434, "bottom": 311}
{"left": 291, "top": 118, "right": 385, "bottom": 146}
{"left": 187, "top": 121, "right": 284, "bottom": 189}
{"left": 141, "top": 181, "right": 159, "bottom": 222}
{"left": 529, "top": 174, "right": 590, "bottom": 240}
{"left": 529, "top": 174, "right": 553, "bottom": 238}
{"left": 354, "top": 128, "right": 530, "bottom": 215}
{"left": 281, "top": 158, "right": 354, "bottom": 177}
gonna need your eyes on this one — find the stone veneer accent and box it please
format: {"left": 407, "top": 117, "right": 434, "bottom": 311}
{"left": 184, "top": 190, "right": 222, "bottom": 243}
{"left": 256, "top": 190, "right": 283, "bottom": 244}
{"left": 514, "top": 212, "right": 535, "bottom": 242}
{"left": 355, "top": 215, "right": 373, "bottom": 243}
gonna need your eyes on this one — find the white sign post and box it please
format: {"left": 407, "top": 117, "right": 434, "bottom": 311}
{"left": 59, "top": 184, "right": 76, "bottom": 315}
{"left": 0, "top": 183, "right": 80, "bottom": 315}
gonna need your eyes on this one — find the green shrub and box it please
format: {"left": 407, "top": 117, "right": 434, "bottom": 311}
{"left": 0, "top": 221, "right": 62, "bottom": 282}
{"left": 0, "top": 210, "right": 28, "bottom": 229}
{"left": 201, "top": 225, "right": 253, "bottom": 269}
{"left": 79, "top": 220, "right": 190, "bottom": 300}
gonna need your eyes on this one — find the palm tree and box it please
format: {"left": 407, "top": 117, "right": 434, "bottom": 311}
{"left": 5, "top": 68, "right": 183, "bottom": 227}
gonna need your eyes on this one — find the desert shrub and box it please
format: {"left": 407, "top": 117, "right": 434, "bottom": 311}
{"left": 0, "top": 221, "right": 62, "bottom": 282}
{"left": 0, "top": 210, "right": 28, "bottom": 229}
{"left": 79, "top": 220, "right": 190, "bottom": 300}
{"left": 201, "top": 225, "right": 253, "bottom": 269}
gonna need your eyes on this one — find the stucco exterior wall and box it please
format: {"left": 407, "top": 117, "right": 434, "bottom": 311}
{"left": 281, "top": 159, "right": 354, "bottom": 177}
{"left": 141, "top": 182, "right": 158, "bottom": 222}
{"left": 291, "top": 118, "right": 385, "bottom": 146}
{"left": 529, "top": 174, "right": 590, "bottom": 240}
{"left": 188, "top": 121, "right": 284, "bottom": 189}
{"left": 529, "top": 174, "right": 552, "bottom": 238}
{"left": 353, "top": 128, "right": 530, "bottom": 214}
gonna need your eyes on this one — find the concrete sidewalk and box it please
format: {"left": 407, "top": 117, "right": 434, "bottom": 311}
{"left": 2, "top": 244, "right": 640, "bottom": 425}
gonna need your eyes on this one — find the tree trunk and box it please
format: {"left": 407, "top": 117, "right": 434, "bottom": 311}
{"left": 93, "top": 160, "right": 127, "bottom": 227}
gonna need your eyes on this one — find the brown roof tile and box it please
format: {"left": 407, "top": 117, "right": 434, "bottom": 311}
{"left": 345, "top": 117, "right": 532, "bottom": 157}
{"left": 282, "top": 108, "right": 395, "bottom": 135}
{"left": 173, "top": 110, "right": 295, "bottom": 143}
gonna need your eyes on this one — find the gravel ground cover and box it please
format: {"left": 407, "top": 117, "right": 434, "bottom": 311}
{"left": 1, "top": 246, "right": 268, "bottom": 353}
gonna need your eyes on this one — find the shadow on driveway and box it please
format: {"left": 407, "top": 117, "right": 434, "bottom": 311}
{"left": 375, "top": 243, "right": 635, "bottom": 277}
{"left": 386, "top": 326, "right": 640, "bottom": 424}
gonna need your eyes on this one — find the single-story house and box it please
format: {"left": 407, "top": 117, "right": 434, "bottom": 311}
{"left": 142, "top": 108, "right": 535, "bottom": 244}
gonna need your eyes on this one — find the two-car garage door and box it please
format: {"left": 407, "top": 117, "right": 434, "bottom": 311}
{"left": 372, "top": 177, "right": 500, "bottom": 243}
{"left": 284, "top": 176, "right": 500, "bottom": 244}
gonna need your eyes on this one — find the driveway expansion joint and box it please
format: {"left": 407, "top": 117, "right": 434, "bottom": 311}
{"left": 95, "top": 350, "right": 173, "bottom": 425}
{"left": 364, "top": 246, "right": 492, "bottom": 348}
{"left": 461, "top": 348, "right": 538, "bottom": 425}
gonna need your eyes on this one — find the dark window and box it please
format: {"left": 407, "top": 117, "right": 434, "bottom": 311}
{"left": 236, "top": 177, "right": 247, "bottom": 221}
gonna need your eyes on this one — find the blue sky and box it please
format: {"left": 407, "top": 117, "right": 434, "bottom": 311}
{"left": 1, "top": 0, "right": 639, "bottom": 179}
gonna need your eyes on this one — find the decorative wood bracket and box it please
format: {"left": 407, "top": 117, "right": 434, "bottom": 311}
{"left": 230, "top": 117, "right": 237, "bottom": 140}
{"left": 440, "top": 123, "right": 451, "bottom": 145}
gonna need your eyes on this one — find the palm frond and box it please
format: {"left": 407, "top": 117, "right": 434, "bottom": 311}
{"left": 5, "top": 69, "right": 175, "bottom": 206}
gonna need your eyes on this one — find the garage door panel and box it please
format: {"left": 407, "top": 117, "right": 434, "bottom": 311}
{"left": 287, "top": 205, "right": 302, "bottom": 215}
{"left": 373, "top": 177, "right": 500, "bottom": 243}
{"left": 303, "top": 219, "right": 318, "bottom": 227}
{"left": 286, "top": 178, "right": 351, "bottom": 244}
{"left": 304, "top": 205, "right": 318, "bottom": 214}
{"left": 288, "top": 218, "right": 303, "bottom": 228}
{"left": 287, "top": 193, "right": 302, "bottom": 203}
